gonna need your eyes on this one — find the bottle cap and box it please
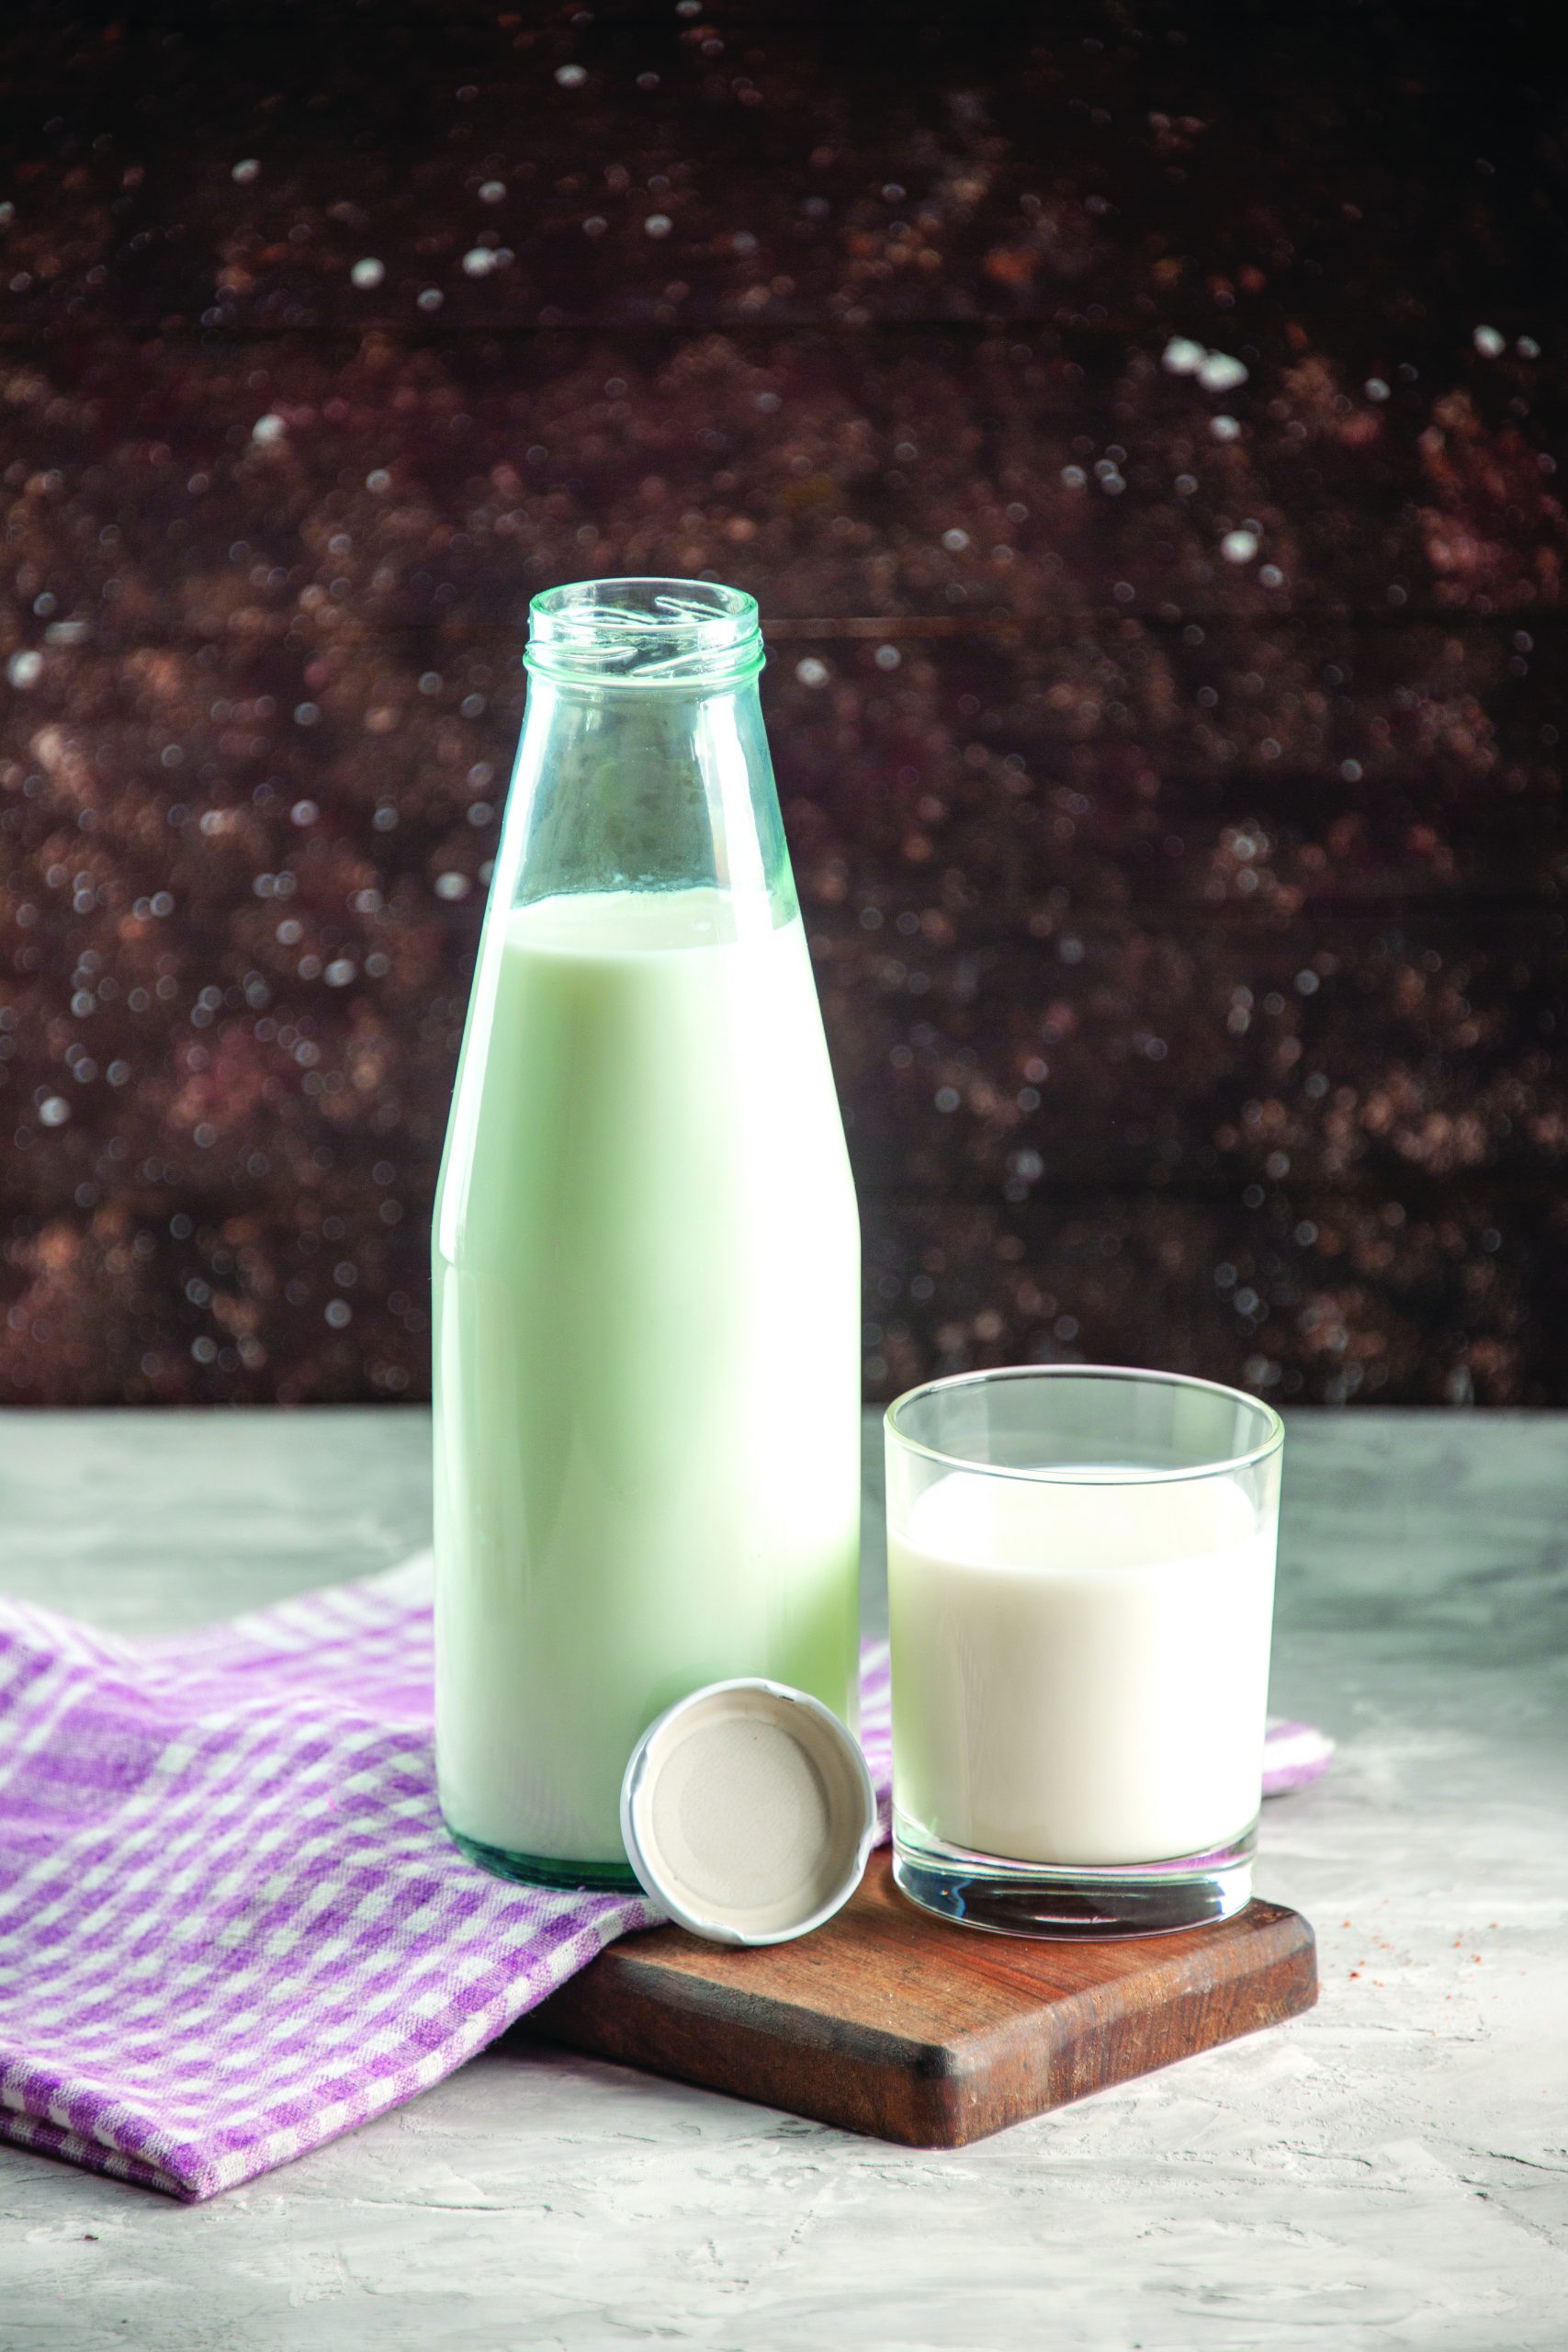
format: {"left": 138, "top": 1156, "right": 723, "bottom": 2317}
{"left": 619, "top": 1679, "right": 877, "bottom": 1947}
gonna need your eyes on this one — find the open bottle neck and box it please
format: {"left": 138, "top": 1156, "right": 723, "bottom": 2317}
{"left": 497, "top": 579, "right": 795, "bottom": 926}
{"left": 524, "top": 577, "right": 764, "bottom": 695}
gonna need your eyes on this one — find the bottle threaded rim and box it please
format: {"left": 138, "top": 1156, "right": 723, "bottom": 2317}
{"left": 525, "top": 577, "right": 764, "bottom": 688}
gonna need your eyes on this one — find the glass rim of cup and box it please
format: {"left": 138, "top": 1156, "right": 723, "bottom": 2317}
{"left": 884, "top": 1362, "right": 1285, "bottom": 1488}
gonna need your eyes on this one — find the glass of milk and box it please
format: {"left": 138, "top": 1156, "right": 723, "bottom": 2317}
{"left": 433, "top": 581, "right": 861, "bottom": 1891}
{"left": 886, "top": 1366, "right": 1283, "bottom": 1936}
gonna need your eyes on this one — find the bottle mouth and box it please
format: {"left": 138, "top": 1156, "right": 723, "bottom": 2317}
{"left": 525, "top": 577, "right": 764, "bottom": 689}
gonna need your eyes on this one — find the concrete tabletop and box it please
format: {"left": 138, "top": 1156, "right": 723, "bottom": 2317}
{"left": 0, "top": 1408, "right": 1563, "bottom": 2349}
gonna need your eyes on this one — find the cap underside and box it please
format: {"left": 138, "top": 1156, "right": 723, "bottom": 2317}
{"left": 625, "top": 1685, "right": 871, "bottom": 1940}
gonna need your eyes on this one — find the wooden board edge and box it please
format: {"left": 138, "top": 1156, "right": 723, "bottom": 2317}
{"left": 524, "top": 1964, "right": 949, "bottom": 2145}
{"left": 881, "top": 1903, "right": 1319, "bottom": 2145}
{"left": 521, "top": 1903, "right": 1320, "bottom": 2151}
{"left": 1004, "top": 1905, "right": 1320, "bottom": 2139}
{"left": 525, "top": 1941, "right": 976, "bottom": 2083}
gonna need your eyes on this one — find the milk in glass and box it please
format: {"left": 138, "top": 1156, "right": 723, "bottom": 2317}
{"left": 889, "top": 1468, "right": 1275, "bottom": 1866}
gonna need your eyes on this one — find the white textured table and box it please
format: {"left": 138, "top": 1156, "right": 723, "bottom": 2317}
{"left": 1, "top": 1408, "right": 1563, "bottom": 2349}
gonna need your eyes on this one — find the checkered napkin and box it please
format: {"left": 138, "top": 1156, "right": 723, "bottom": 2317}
{"left": 0, "top": 1558, "right": 1330, "bottom": 2200}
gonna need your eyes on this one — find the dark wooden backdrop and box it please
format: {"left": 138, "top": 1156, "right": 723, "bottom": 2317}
{"left": 1, "top": 2, "right": 1563, "bottom": 1407}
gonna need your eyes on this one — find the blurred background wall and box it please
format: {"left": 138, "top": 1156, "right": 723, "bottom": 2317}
{"left": 1, "top": 1, "right": 1562, "bottom": 1409}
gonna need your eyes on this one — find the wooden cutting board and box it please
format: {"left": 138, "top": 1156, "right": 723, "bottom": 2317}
{"left": 522, "top": 1851, "right": 1317, "bottom": 2147}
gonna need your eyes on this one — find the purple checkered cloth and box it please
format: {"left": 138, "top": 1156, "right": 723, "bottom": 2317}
{"left": 0, "top": 1557, "right": 1332, "bottom": 2199}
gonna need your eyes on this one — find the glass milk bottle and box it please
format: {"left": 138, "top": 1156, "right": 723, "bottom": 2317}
{"left": 433, "top": 579, "right": 862, "bottom": 1889}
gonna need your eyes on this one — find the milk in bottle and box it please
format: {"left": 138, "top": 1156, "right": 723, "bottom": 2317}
{"left": 433, "top": 582, "right": 861, "bottom": 1886}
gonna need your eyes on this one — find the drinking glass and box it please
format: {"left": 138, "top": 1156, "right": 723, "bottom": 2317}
{"left": 885, "top": 1366, "right": 1284, "bottom": 1936}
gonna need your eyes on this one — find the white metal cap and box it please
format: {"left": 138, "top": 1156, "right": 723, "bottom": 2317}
{"left": 619, "top": 1679, "right": 877, "bottom": 1947}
